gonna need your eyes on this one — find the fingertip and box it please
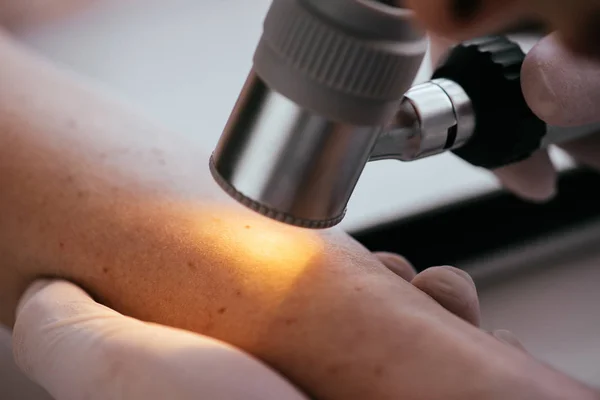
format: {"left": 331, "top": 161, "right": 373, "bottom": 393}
{"left": 412, "top": 266, "right": 481, "bottom": 327}
{"left": 16, "top": 279, "right": 54, "bottom": 316}
{"left": 13, "top": 280, "right": 61, "bottom": 377}
{"left": 12, "top": 279, "right": 109, "bottom": 381}
{"left": 438, "top": 265, "right": 475, "bottom": 287}
{"left": 521, "top": 34, "right": 565, "bottom": 125}
{"left": 375, "top": 252, "right": 417, "bottom": 281}
{"left": 16, "top": 279, "right": 94, "bottom": 319}
{"left": 522, "top": 33, "right": 600, "bottom": 126}
{"left": 493, "top": 150, "right": 557, "bottom": 202}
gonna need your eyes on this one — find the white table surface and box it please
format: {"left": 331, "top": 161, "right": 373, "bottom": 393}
{"left": 0, "top": 1, "right": 596, "bottom": 398}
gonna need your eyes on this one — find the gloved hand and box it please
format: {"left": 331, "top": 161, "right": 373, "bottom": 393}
{"left": 13, "top": 254, "right": 523, "bottom": 400}
{"left": 12, "top": 280, "right": 309, "bottom": 400}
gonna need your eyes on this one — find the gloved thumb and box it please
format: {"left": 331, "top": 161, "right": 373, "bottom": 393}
{"left": 13, "top": 279, "right": 306, "bottom": 400}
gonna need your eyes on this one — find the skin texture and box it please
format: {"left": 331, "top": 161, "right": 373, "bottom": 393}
{"left": 0, "top": 26, "right": 598, "bottom": 400}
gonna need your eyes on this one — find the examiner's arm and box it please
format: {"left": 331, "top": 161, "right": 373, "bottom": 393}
{"left": 0, "top": 31, "right": 595, "bottom": 400}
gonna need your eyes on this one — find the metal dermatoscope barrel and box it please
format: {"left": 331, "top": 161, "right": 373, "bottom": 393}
{"left": 210, "top": 0, "right": 428, "bottom": 228}
{"left": 210, "top": 1, "right": 600, "bottom": 229}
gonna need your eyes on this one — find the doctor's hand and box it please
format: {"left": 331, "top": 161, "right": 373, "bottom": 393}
{"left": 492, "top": 34, "right": 600, "bottom": 201}
{"left": 406, "top": 0, "right": 600, "bottom": 201}
{"left": 428, "top": 31, "right": 600, "bottom": 202}
{"left": 12, "top": 280, "right": 309, "bottom": 400}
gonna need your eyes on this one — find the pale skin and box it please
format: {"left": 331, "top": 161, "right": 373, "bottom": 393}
{"left": 2, "top": 3, "right": 600, "bottom": 400}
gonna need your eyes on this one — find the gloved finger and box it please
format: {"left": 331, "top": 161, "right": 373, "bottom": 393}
{"left": 375, "top": 252, "right": 417, "bottom": 281}
{"left": 522, "top": 33, "right": 600, "bottom": 127}
{"left": 491, "top": 329, "right": 528, "bottom": 353}
{"left": 13, "top": 280, "right": 307, "bottom": 400}
{"left": 559, "top": 132, "right": 600, "bottom": 171}
{"left": 405, "top": 0, "right": 527, "bottom": 41}
{"left": 492, "top": 150, "right": 557, "bottom": 202}
{"left": 411, "top": 266, "right": 481, "bottom": 327}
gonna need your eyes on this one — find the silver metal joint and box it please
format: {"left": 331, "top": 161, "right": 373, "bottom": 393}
{"left": 370, "top": 78, "right": 475, "bottom": 161}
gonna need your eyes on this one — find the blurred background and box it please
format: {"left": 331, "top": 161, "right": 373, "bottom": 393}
{"left": 2, "top": 1, "right": 600, "bottom": 398}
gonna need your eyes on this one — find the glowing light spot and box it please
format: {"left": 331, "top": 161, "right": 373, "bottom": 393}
{"left": 186, "top": 203, "right": 326, "bottom": 303}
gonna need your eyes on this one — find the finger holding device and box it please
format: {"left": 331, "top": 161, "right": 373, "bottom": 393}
{"left": 210, "top": 0, "right": 600, "bottom": 229}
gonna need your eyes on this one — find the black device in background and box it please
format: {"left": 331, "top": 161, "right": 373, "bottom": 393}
{"left": 351, "top": 168, "right": 600, "bottom": 275}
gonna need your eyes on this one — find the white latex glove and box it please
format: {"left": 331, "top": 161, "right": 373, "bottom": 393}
{"left": 12, "top": 280, "right": 308, "bottom": 400}
{"left": 494, "top": 33, "right": 600, "bottom": 200}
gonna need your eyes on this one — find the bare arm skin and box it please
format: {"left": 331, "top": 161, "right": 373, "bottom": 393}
{"left": 0, "top": 31, "right": 596, "bottom": 400}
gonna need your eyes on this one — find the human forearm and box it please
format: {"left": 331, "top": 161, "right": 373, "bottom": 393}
{"left": 0, "top": 31, "right": 596, "bottom": 400}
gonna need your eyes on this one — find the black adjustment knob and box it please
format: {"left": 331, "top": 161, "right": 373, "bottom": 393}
{"left": 432, "top": 36, "right": 546, "bottom": 169}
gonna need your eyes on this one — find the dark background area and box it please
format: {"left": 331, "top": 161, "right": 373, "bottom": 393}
{"left": 352, "top": 168, "right": 600, "bottom": 271}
